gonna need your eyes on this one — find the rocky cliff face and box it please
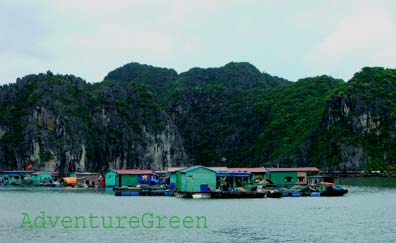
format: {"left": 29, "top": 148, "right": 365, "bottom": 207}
{"left": 1, "top": 64, "right": 396, "bottom": 172}
{"left": 311, "top": 67, "right": 396, "bottom": 171}
{"left": 0, "top": 72, "right": 186, "bottom": 172}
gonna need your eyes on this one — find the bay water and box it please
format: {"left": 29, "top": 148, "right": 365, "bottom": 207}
{"left": 0, "top": 177, "right": 395, "bottom": 243}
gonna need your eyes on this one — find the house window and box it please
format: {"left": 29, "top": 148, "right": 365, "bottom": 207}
{"left": 297, "top": 176, "right": 305, "bottom": 182}
{"left": 285, "top": 176, "right": 293, "bottom": 182}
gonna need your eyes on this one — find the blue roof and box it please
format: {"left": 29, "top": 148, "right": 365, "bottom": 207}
{"left": 179, "top": 165, "right": 217, "bottom": 173}
{"left": 216, "top": 171, "right": 252, "bottom": 177}
{"left": 7, "top": 174, "right": 20, "bottom": 177}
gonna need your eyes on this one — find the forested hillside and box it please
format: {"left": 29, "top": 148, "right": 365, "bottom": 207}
{"left": 0, "top": 62, "right": 395, "bottom": 172}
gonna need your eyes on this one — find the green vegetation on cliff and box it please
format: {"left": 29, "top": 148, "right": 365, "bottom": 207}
{"left": 0, "top": 63, "right": 395, "bottom": 172}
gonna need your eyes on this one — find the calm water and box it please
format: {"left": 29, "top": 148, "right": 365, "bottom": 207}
{"left": 1, "top": 178, "right": 396, "bottom": 243}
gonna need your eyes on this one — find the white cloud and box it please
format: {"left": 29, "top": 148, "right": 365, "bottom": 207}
{"left": 1, "top": 0, "right": 396, "bottom": 84}
{"left": 304, "top": 1, "right": 396, "bottom": 79}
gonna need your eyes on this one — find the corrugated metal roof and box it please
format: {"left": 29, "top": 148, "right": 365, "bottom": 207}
{"left": 227, "top": 167, "right": 267, "bottom": 173}
{"left": 266, "top": 167, "right": 319, "bottom": 172}
{"left": 113, "top": 169, "right": 153, "bottom": 175}
{"left": 179, "top": 165, "right": 217, "bottom": 173}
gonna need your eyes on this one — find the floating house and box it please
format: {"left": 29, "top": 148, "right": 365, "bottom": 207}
{"left": 266, "top": 167, "right": 319, "bottom": 187}
{"left": 0, "top": 170, "right": 35, "bottom": 184}
{"left": 75, "top": 172, "right": 101, "bottom": 187}
{"left": 227, "top": 167, "right": 267, "bottom": 182}
{"left": 105, "top": 169, "right": 154, "bottom": 188}
{"left": 216, "top": 170, "right": 253, "bottom": 192}
{"left": 168, "top": 166, "right": 227, "bottom": 189}
{"left": 175, "top": 166, "right": 217, "bottom": 193}
{"left": 31, "top": 172, "right": 55, "bottom": 184}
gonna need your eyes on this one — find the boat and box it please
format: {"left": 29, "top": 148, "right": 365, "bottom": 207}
{"left": 114, "top": 184, "right": 168, "bottom": 196}
{"left": 38, "top": 182, "right": 62, "bottom": 187}
{"left": 210, "top": 191, "right": 266, "bottom": 199}
{"left": 192, "top": 193, "right": 211, "bottom": 199}
{"left": 276, "top": 182, "right": 348, "bottom": 197}
{"left": 174, "top": 192, "right": 191, "bottom": 198}
{"left": 315, "top": 183, "right": 348, "bottom": 197}
{"left": 114, "top": 186, "right": 141, "bottom": 196}
{"left": 265, "top": 190, "right": 283, "bottom": 198}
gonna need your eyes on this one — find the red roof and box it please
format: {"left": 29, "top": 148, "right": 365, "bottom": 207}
{"left": 227, "top": 167, "right": 267, "bottom": 173}
{"left": 266, "top": 167, "right": 319, "bottom": 172}
{"left": 208, "top": 167, "right": 228, "bottom": 171}
{"left": 167, "top": 166, "right": 229, "bottom": 173}
{"left": 113, "top": 169, "right": 153, "bottom": 175}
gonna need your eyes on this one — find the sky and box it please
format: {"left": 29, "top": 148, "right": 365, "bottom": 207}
{"left": 0, "top": 0, "right": 395, "bottom": 84}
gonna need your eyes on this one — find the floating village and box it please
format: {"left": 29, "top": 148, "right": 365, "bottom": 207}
{"left": 0, "top": 165, "right": 348, "bottom": 198}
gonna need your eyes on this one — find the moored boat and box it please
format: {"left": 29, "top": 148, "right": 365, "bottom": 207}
{"left": 210, "top": 191, "right": 266, "bottom": 199}
{"left": 192, "top": 193, "right": 211, "bottom": 199}
{"left": 315, "top": 183, "right": 348, "bottom": 197}
{"left": 114, "top": 186, "right": 141, "bottom": 196}
{"left": 277, "top": 182, "right": 348, "bottom": 197}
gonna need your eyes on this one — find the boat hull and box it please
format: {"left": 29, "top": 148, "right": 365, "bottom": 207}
{"left": 320, "top": 189, "right": 348, "bottom": 197}
{"left": 210, "top": 191, "right": 266, "bottom": 199}
{"left": 192, "top": 193, "right": 211, "bottom": 199}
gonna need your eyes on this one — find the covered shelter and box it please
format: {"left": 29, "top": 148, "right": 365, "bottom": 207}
{"left": 227, "top": 167, "right": 267, "bottom": 183}
{"left": 216, "top": 170, "right": 253, "bottom": 192}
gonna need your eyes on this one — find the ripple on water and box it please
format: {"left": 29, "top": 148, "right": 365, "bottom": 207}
{"left": 1, "top": 180, "right": 396, "bottom": 243}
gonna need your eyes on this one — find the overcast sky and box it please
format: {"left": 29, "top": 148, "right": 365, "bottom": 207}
{"left": 1, "top": 0, "right": 395, "bottom": 84}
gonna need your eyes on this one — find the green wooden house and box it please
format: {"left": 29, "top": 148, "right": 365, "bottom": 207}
{"left": 105, "top": 169, "right": 153, "bottom": 188}
{"left": 31, "top": 172, "right": 54, "bottom": 184}
{"left": 266, "top": 167, "right": 319, "bottom": 187}
{"left": 176, "top": 166, "right": 217, "bottom": 193}
{"left": 168, "top": 166, "right": 226, "bottom": 189}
